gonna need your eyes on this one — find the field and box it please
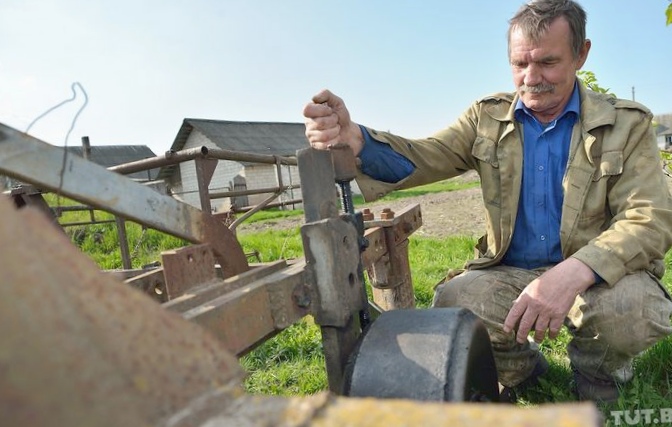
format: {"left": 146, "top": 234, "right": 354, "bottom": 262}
{"left": 61, "top": 175, "right": 672, "bottom": 426}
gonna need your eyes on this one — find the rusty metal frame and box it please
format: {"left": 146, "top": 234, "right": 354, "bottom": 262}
{"left": 0, "top": 121, "right": 424, "bottom": 396}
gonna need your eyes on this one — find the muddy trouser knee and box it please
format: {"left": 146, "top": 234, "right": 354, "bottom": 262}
{"left": 433, "top": 266, "right": 672, "bottom": 387}
{"left": 432, "top": 265, "right": 545, "bottom": 387}
{"left": 566, "top": 270, "right": 672, "bottom": 384}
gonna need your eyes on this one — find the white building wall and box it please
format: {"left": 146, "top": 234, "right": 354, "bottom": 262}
{"left": 242, "top": 163, "right": 303, "bottom": 210}
{"left": 178, "top": 130, "right": 244, "bottom": 211}
{"left": 176, "top": 130, "right": 306, "bottom": 212}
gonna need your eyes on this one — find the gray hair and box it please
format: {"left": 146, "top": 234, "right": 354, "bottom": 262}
{"left": 508, "top": 0, "right": 587, "bottom": 58}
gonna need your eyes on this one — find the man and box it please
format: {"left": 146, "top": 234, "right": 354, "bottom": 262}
{"left": 303, "top": 0, "right": 672, "bottom": 403}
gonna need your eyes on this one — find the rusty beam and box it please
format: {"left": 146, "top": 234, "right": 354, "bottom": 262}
{"left": 161, "top": 244, "right": 218, "bottom": 300}
{"left": 108, "top": 146, "right": 208, "bottom": 175}
{"left": 0, "top": 124, "right": 203, "bottom": 241}
{"left": 180, "top": 261, "right": 310, "bottom": 356}
{"left": 123, "top": 267, "right": 168, "bottom": 303}
{"left": 209, "top": 184, "right": 301, "bottom": 200}
{"left": 0, "top": 123, "right": 249, "bottom": 278}
{"left": 163, "top": 260, "right": 288, "bottom": 313}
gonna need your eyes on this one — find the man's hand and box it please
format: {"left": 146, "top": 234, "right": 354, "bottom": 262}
{"left": 303, "top": 89, "right": 364, "bottom": 155}
{"left": 503, "top": 258, "right": 596, "bottom": 343}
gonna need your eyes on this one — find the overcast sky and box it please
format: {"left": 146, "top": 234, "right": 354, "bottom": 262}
{"left": 1, "top": 1, "right": 670, "bottom": 155}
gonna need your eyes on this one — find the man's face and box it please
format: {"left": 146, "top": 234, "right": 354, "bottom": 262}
{"left": 509, "top": 17, "right": 590, "bottom": 122}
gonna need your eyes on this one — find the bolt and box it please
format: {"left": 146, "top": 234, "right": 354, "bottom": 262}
{"left": 362, "top": 208, "right": 374, "bottom": 221}
{"left": 380, "top": 209, "right": 395, "bottom": 220}
{"left": 293, "top": 286, "right": 312, "bottom": 308}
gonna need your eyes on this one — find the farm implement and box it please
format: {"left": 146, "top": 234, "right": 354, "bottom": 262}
{"left": 0, "top": 122, "right": 600, "bottom": 426}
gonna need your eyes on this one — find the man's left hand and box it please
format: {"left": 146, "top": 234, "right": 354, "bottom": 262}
{"left": 503, "top": 258, "right": 596, "bottom": 343}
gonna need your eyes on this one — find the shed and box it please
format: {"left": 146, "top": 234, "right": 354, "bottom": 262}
{"left": 158, "top": 119, "right": 307, "bottom": 212}
{"left": 655, "top": 114, "right": 672, "bottom": 150}
{"left": 67, "top": 145, "right": 160, "bottom": 181}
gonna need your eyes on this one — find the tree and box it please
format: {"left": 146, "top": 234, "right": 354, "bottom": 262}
{"left": 576, "top": 70, "right": 614, "bottom": 96}
{"left": 667, "top": 2, "right": 672, "bottom": 25}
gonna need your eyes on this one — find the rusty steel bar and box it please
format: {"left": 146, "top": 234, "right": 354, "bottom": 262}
{"left": 115, "top": 216, "right": 132, "bottom": 270}
{"left": 180, "top": 260, "right": 309, "bottom": 356}
{"left": 109, "top": 146, "right": 297, "bottom": 176}
{"left": 0, "top": 124, "right": 204, "bottom": 241}
{"left": 232, "top": 198, "right": 302, "bottom": 213}
{"left": 206, "top": 148, "right": 297, "bottom": 166}
{"left": 229, "top": 191, "right": 284, "bottom": 230}
{"left": 52, "top": 204, "right": 98, "bottom": 213}
{"left": 108, "top": 146, "right": 209, "bottom": 175}
{"left": 194, "top": 157, "right": 218, "bottom": 214}
{"left": 209, "top": 184, "right": 301, "bottom": 200}
{"left": 60, "top": 219, "right": 117, "bottom": 227}
{"left": 0, "top": 123, "right": 249, "bottom": 278}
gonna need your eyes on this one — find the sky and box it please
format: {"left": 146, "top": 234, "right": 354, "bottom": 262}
{"left": 1, "top": 1, "right": 670, "bottom": 156}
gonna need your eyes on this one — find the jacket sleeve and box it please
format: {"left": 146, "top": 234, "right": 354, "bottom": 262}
{"left": 571, "top": 109, "right": 672, "bottom": 284}
{"left": 354, "top": 102, "right": 482, "bottom": 202}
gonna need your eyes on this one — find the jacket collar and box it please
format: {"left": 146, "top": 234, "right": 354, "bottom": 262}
{"left": 577, "top": 83, "right": 617, "bottom": 131}
{"left": 484, "top": 80, "right": 617, "bottom": 131}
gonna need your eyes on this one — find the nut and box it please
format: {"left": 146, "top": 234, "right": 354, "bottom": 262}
{"left": 380, "top": 209, "right": 395, "bottom": 220}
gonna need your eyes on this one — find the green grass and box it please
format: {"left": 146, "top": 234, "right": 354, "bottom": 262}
{"left": 241, "top": 207, "right": 305, "bottom": 224}
{"left": 237, "top": 227, "right": 303, "bottom": 262}
{"left": 352, "top": 178, "right": 479, "bottom": 205}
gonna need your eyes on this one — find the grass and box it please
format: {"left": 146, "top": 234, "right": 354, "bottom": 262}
{"left": 351, "top": 178, "right": 479, "bottom": 205}
{"left": 59, "top": 178, "right": 672, "bottom": 425}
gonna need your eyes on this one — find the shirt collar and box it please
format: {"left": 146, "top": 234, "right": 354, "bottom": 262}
{"left": 514, "top": 81, "right": 580, "bottom": 123}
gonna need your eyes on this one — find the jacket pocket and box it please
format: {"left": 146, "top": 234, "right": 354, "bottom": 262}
{"left": 592, "top": 150, "right": 623, "bottom": 181}
{"left": 472, "top": 137, "right": 499, "bottom": 168}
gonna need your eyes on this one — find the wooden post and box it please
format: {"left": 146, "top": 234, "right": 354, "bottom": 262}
{"left": 362, "top": 204, "right": 422, "bottom": 311}
{"left": 369, "top": 237, "right": 415, "bottom": 310}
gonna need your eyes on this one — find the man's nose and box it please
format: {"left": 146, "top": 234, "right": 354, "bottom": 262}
{"left": 523, "top": 64, "right": 542, "bottom": 87}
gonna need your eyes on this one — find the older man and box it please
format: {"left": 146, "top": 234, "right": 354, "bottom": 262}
{"left": 303, "top": 0, "right": 672, "bottom": 403}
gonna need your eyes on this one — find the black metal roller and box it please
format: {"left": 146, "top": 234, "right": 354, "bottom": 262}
{"left": 342, "top": 307, "right": 499, "bottom": 402}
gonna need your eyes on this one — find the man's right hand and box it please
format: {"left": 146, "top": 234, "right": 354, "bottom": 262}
{"left": 302, "top": 89, "right": 365, "bottom": 156}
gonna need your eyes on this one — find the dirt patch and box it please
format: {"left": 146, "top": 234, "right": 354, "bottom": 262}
{"left": 236, "top": 173, "right": 486, "bottom": 239}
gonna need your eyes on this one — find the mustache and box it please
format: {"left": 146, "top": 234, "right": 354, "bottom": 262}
{"left": 519, "top": 83, "right": 555, "bottom": 93}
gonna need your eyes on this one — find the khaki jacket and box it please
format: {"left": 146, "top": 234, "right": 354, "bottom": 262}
{"left": 356, "top": 83, "right": 672, "bottom": 285}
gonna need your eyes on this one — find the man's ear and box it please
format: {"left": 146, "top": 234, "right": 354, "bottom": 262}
{"left": 576, "top": 39, "right": 592, "bottom": 69}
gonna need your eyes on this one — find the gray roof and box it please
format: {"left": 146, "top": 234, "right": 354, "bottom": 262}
{"left": 169, "top": 119, "right": 307, "bottom": 155}
{"left": 159, "top": 119, "right": 307, "bottom": 179}
{"left": 66, "top": 145, "right": 160, "bottom": 181}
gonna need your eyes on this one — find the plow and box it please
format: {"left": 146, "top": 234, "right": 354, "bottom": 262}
{"left": 0, "top": 122, "right": 601, "bottom": 426}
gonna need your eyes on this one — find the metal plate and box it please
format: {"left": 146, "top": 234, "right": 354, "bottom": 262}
{"left": 343, "top": 308, "right": 499, "bottom": 402}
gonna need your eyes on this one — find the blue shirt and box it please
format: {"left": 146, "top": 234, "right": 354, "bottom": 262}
{"left": 502, "top": 84, "right": 580, "bottom": 269}
{"left": 358, "top": 125, "right": 415, "bottom": 182}
{"left": 358, "top": 84, "right": 585, "bottom": 271}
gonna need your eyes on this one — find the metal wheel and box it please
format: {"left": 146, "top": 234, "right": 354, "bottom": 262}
{"left": 343, "top": 307, "right": 499, "bottom": 402}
